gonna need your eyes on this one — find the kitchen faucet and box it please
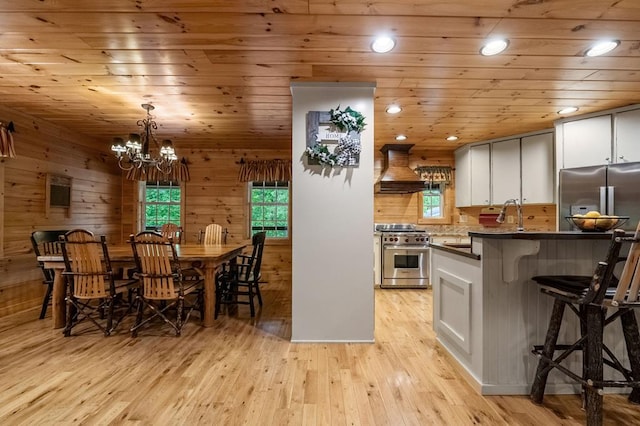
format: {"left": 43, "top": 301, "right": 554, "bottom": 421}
{"left": 496, "top": 198, "right": 525, "bottom": 232}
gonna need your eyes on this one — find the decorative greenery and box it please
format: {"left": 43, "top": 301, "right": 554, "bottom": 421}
{"left": 305, "top": 105, "right": 366, "bottom": 167}
{"left": 306, "top": 134, "right": 362, "bottom": 167}
{"left": 329, "top": 105, "right": 367, "bottom": 133}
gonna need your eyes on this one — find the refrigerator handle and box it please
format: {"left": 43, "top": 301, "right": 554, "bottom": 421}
{"left": 600, "top": 187, "right": 607, "bottom": 214}
{"left": 607, "top": 186, "right": 614, "bottom": 215}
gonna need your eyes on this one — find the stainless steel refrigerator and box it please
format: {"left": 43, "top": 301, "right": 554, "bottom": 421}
{"left": 558, "top": 162, "right": 640, "bottom": 231}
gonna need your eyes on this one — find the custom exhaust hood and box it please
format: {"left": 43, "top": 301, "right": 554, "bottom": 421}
{"left": 374, "top": 144, "right": 426, "bottom": 194}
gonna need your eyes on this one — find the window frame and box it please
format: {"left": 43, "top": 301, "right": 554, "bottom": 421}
{"left": 247, "top": 180, "right": 291, "bottom": 240}
{"left": 142, "top": 180, "right": 183, "bottom": 231}
{"left": 417, "top": 182, "right": 453, "bottom": 225}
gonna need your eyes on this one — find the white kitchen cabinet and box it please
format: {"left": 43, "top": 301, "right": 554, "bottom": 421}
{"left": 491, "top": 138, "right": 521, "bottom": 205}
{"left": 561, "top": 115, "right": 612, "bottom": 168}
{"left": 455, "top": 131, "right": 554, "bottom": 207}
{"left": 521, "top": 133, "right": 554, "bottom": 204}
{"left": 615, "top": 108, "right": 640, "bottom": 163}
{"left": 455, "top": 146, "right": 471, "bottom": 207}
{"left": 470, "top": 144, "right": 491, "bottom": 206}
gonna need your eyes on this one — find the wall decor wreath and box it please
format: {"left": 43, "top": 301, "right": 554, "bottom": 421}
{"left": 305, "top": 105, "right": 366, "bottom": 167}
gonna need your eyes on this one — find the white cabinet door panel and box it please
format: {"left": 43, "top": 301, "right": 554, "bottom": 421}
{"left": 491, "top": 138, "right": 520, "bottom": 204}
{"left": 615, "top": 109, "right": 640, "bottom": 163}
{"left": 562, "top": 115, "right": 612, "bottom": 168}
{"left": 470, "top": 144, "right": 491, "bottom": 205}
{"left": 521, "top": 133, "right": 554, "bottom": 204}
{"left": 455, "top": 146, "right": 471, "bottom": 207}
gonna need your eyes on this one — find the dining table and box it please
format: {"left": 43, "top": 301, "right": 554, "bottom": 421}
{"left": 37, "top": 241, "right": 248, "bottom": 329}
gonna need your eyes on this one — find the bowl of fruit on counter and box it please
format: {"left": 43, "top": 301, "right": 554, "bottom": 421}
{"left": 565, "top": 211, "right": 629, "bottom": 232}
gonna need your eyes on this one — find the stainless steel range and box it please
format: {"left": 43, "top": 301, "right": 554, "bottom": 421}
{"left": 375, "top": 224, "right": 430, "bottom": 288}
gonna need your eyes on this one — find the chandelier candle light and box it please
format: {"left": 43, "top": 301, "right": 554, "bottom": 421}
{"left": 111, "top": 103, "right": 178, "bottom": 175}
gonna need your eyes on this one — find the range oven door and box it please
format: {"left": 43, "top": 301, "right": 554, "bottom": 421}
{"left": 381, "top": 245, "right": 429, "bottom": 288}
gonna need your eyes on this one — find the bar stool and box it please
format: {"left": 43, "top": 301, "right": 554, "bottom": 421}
{"left": 530, "top": 226, "right": 640, "bottom": 425}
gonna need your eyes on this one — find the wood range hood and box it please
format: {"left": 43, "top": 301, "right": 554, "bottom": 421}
{"left": 374, "top": 144, "right": 426, "bottom": 194}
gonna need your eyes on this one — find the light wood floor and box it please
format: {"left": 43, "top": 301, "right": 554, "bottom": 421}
{"left": 1, "top": 280, "right": 639, "bottom": 425}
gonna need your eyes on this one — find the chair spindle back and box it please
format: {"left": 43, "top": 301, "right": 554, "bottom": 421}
{"left": 131, "top": 232, "right": 181, "bottom": 300}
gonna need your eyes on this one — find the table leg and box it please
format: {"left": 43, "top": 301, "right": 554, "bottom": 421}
{"left": 203, "top": 262, "right": 215, "bottom": 327}
{"left": 51, "top": 267, "right": 66, "bottom": 329}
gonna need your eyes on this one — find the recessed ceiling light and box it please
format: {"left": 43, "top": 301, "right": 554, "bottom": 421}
{"left": 480, "top": 39, "right": 509, "bottom": 56}
{"left": 386, "top": 105, "right": 402, "bottom": 114}
{"left": 557, "top": 106, "right": 579, "bottom": 115}
{"left": 371, "top": 36, "right": 396, "bottom": 53}
{"left": 395, "top": 134, "right": 407, "bottom": 141}
{"left": 585, "top": 40, "right": 620, "bottom": 57}
{"left": 446, "top": 135, "right": 459, "bottom": 141}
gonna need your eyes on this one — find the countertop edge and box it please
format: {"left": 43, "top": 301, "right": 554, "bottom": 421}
{"left": 468, "top": 231, "right": 617, "bottom": 240}
{"left": 430, "top": 243, "right": 481, "bottom": 260}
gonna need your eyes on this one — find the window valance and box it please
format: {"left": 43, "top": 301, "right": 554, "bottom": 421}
{"left": 126, "top": 157, "right": 191, "bottom": 182}
{"left": 238, "top": 159, "right": 292, "bottom": 182}
{"left": 414, "top": 165, "right": 452, "bottom": 186}
{"left": 0, "top": 121, "right": 16, "bottom": 158}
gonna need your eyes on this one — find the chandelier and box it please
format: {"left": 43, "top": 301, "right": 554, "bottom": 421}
{"left": 110, "top": 103, "right": 178, "bottom": 175}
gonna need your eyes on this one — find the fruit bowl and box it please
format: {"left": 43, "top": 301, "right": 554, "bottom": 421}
{"left": 565, "top": 215, "right": 629, "bottom": 232}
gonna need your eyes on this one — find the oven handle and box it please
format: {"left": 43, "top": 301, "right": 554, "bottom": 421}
{"left": 383, "top": 245, "right": 430, "bottom": 251}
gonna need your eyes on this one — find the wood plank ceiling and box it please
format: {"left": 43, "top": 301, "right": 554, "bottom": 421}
{"left": 0, "top": 1, "right": 639, "bottom": 152}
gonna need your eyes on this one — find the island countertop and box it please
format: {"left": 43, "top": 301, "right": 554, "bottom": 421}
{"left": 468, "top": 231, "right": 616, "bottom": 240}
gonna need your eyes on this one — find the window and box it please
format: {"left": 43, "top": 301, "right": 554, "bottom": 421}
{"left": 144, "top": 181, "right": 181, "bottom": 230}
{"left": 250, "top": 181, "right": 289, "bottom": 238}
{"left": 422, "top": 184, "right": 444, "bottom": 219}
{"left": 418, "top": 183, "right": 451, "bottom": 225}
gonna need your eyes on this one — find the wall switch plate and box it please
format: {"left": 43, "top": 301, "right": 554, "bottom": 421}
{"left": 507, "top": 215, "right": 514, "bottom": 224}
{"left": 459, "top": 214, "right": 467, "bottom": 223}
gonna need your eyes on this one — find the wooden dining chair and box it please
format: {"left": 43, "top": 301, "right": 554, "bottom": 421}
{"left": 530, "top": 223, "right": 640, "bottom": 425}
{"left": 215, "top": 231, "right": 266, "bottom": 318}
{"left": 160, "top": 222, "right": 183, "bottom": 244}
{"left": 30, "top": 229, "right": 69, "bottom": 319}
{"left": 129, "top": 231, "right": 203, "bottom": 336}
{"left": 200, "top": 223, "right": 224, "bottom": 245}
{"left": 60, "top": 229, "right": 139, "bottom": 337}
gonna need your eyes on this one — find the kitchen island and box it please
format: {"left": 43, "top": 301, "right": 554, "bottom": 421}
{"left": 430, "top": 231, "right": 631, "bottom": 395}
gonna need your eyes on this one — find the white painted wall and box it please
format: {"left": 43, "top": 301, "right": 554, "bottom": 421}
{"left": 290, "top": 82, "right": 375, "bottom": 342}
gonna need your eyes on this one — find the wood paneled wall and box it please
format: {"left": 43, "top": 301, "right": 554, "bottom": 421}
{"left": 0, "top": 105, "right": 123, "bottom": 317}
{"left": 119, "top": 148, "right": 293, "bottom": 287}
{"left": 374, "top": 149, "right": 456, "bottom": 229}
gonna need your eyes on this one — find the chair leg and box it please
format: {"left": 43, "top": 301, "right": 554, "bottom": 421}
{"left": 215, "top": 275, "right": 222, "bottom": 319}
{"left": 531, "top": 299, "right": 566, "bottom": 404}
{"left": 255, "top": 281, "right": 263, "bottom": 307}
{"left": 176, "top": 296, "right": 184, "bottom": 336}
{"left": 584, "top": 304, "right": 604, "bottom": 426}
{"left": 63, "top": 296, "right": 74, "bottom": 337}
{"left": 620, "top": 309, "right": 640, "bottom": 404}
{"left": 248, "top": 284, "right": 255, "bottom": 317}
{"left": 105, "top": 296, "right": 115, "bottom": 337}
{"left": 39, "top": 283, "right": 53, "bottom": 319}
{"left": 131, "top": 296, "right": 144, "bottom": 338}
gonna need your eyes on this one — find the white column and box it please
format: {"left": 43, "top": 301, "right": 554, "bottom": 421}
{"left": 290, "top": 82, "right": 375, "bottom": 342}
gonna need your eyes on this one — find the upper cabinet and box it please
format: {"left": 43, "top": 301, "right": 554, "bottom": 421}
{"left": 561, "top": 115, "right": 612, "bottom": 169}
{"left": 615, "top": 109, "right": 640, "bottom": 163}
{"left": 556, "top": 105, "right": 640, "bottom": 169}
{"left": 454, "top": 131, "right": 554, "bottom": 207}
{"left": 521, "top": 133, "right": 554, "bottom": 204}
{"left": 470, "top": 144, "right": 491, "bottom": 206}
{"left": 455, "top": 146, "right": 471, "bottom": 207}
{"left": 491, "top": 138, "right": 520, "bottom": 205}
